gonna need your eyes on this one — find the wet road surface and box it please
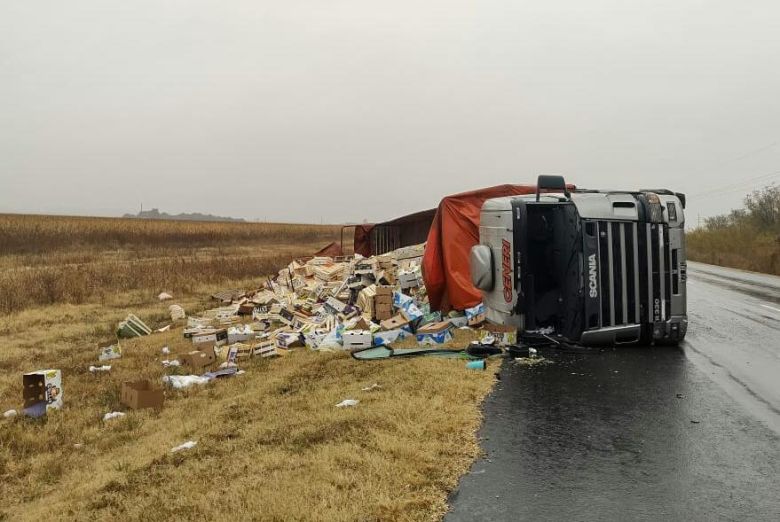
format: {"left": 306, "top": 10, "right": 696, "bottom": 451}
{"left": 447, "top": 262, "right": 780, "bottom": 521}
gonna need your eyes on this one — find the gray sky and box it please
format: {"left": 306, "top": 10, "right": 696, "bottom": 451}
{"left": 1, "top": 1, "right": 779, "bottom": 224}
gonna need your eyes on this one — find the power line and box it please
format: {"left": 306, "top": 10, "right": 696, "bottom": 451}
{"left": 689, "top": 170, "right": 780, "bottom": 198}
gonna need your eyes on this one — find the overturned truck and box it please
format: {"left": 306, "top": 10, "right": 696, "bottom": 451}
{"left": 470, "top": 176, "right": 688, "bottom": 346}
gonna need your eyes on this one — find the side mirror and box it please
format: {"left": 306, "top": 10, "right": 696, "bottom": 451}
{"left": 536, "top": 175, "right": 570, "bottom": 201}
{"left": 470, "top": 245, "right": 494, "bottom": 291}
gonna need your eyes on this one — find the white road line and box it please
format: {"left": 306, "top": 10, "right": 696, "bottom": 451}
{"left": 760, "top": 304, "right": 780, "bottom": 313}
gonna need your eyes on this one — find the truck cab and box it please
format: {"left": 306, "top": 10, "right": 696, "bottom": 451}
{"left": 470, "top": 176, "right": 687, "bottom": 346}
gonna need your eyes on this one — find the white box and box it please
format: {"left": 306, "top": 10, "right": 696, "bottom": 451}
{"left": 398, "top": 272, "right": 420, "bottom": 289}
{"left": 342, "top": 330, "right": 373, "bottom": 350}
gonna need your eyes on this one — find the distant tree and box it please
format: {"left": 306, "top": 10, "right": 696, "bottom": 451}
{"left": 744, "top": 184, "right": 780, "bottom": 231}
{"left": 704, "top": 208, "right": 748, "bottom": 230}
{"left": 704, "top": 215, "right": 731, "bottom": 229}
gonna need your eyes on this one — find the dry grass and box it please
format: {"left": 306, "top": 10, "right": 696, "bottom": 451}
{"left": 0, "top": 214, "right": 341, "bottom": 255}
{"left": 0, "top": 296, "right": 495, "bottom": 521}
{"left": 687, "top": 226, "right": 780, "bottom": 275}
{"left": 0, "top": 214, "right": 496, "bottom": 521}
{"left": 0, "top": 214, "right": 342, "bottom": 314}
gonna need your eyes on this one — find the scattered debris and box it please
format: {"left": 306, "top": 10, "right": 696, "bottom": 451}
{"left": 203, "top": 367, "right": 239, "bottom": 380}
{"left": 98, "top": 342, "right": 122, "bottom": 361}
{"left": 117, "top": 314, "right": 152, "bottom": 338}
{"left": 163, "top": 375, "right": 210, "bottom": 389}
{"left": 481, "top": 323, "right": 517, "bottom": 346}
{"left": 3, "top": 409, "right": 17, "bottom": 419}
{"left": 61, "top": 245, "right": 526, "bottom": 429}
{"left": 514, "top": 356, "right": 549, "bottom": 367}
{"left": 466, "top": 360, "right": 487, "bottom": 370}
{"left": 22, "top": 369, "right": 62, "bottom": 418}
{"left": 171, "top": 440, "right": 197, "bottom": 453}
{"left": 103, "top": 411, "right": 126, "bottom": 421}
{"left": 121, "top": 380, "right": 164, "bottom": 409}
{"left": 169, "top": 304, "right": 186, "bottom": 321}
{"left": 157, "top": 325, "right": 172, "bottom": 333}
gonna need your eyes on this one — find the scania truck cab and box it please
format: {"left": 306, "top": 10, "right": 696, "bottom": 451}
{"left": 470, "top": 176, "right": 687, "bottom": 346}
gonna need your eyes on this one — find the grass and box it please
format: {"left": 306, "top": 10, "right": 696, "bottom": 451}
{"left": 0, "top": 296, "right": 495, "bottom": 521}
{"left": 0, "top": 213, "right": 341, "bottom": 255}
{"left": 0, "top": 213, "right": 497, "bottom": 521}
{"left": 687, "top": 225, "right": 780, "bottom": 275}
{"left": 0, "top": 214, "right": 342, "bottom": 314}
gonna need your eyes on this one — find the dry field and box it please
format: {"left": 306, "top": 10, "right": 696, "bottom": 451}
{"left": 687, "top": 225, "right": 780, "bottom": 275}
{"left": 0, "top": 214, "right": 496, "bottom": 521}
{"left": 0, "top": 214, "right": 343, "bottom": 314}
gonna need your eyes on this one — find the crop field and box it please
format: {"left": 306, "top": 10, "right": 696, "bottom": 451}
{"left": 0, "top": 214, "right": 496, "bottom": 521}
{"left": 0, "top": 214, "right": 343, "bottom": 314}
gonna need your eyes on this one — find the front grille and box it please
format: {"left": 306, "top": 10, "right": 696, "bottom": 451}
{"left": 586, "top": 221, "right": 671, "bottom": 328}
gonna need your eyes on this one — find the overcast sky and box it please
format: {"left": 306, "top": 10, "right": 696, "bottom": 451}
{"left": 1, "top": 1, "right": 779, "bottom": 224}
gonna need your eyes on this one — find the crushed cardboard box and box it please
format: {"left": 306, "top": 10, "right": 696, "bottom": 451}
{"left": 121, "top": 380, "right": 164, "bottom": 410}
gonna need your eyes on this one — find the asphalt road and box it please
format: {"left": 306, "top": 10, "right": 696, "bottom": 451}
{"left": 447, "top": 262, "right": 780, "bottom": 521}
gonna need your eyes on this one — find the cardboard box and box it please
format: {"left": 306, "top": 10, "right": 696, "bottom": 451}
{"left": 375, "top": 285, "right": 394, "bottom": 297}
{"left": 374, "top": 328, "right": 411, "bottom": 346}
{"left": 324, "top": 297, "right": 348, "bottom": 314}
{"left": 374, "top": 300, "right": 394, "bottom": 321}
{"left": 374, "top": 302, "right": 393, "bottom": 312}
{"left": 278, "top": 308, "right": 295, "bottom": 326}
{"left": 192, "top": 328, "right": 227, "bottom": 348}
{"left": 374, "top": 294, "right": 393, "bottom": 306}
{"left": 121, "top": 380, "right": 164, "bottom": 410}
{"left": 342, "top": 330, "right": 373, "bottom": 350}
{"left": 398, "top": 272, "right": 420, "bottom": 289}
{"left": 227, "top": 325, "right": 255, "bottom": 344}
{"left": 482, "top": 323, "right": 518, "bottom": 346}
{"left": 275, "top": 332, "right": 304, "bottom": 349}
{"left": 223, "top": 342, "right": 253, "bottom": 362}
{"left": 23, "top": 369, "right": 63, "bottom": 418}
{"left": 380, "top": 313, "right": 410, "bottom": 331}
{"left": 466, "top": 303, "right": 486, "bottom": 327}
{"left": 417, "top": 321, "right": 452, "bottom": 334}
{"left": 253, "top": 341, "right": 279, "bottom": 358}
{"left": 181, "top": 348, "right": 217, "bottom": 370}
{"left": 416, "top": 321, "right": 453, "bottom": 345}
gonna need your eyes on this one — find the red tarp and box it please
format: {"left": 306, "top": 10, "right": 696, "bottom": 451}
{"left": 422, "top": 184, "right": 539, "bottom": 312}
